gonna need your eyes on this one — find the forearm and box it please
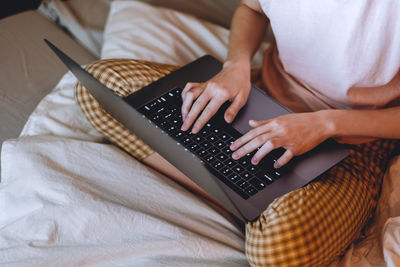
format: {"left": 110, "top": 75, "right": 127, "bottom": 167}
{"left": 320, "top": 107, "right": 400, "bottom": 140}
{"left": 226, "top": 1, "right": 269, "bottom": 66}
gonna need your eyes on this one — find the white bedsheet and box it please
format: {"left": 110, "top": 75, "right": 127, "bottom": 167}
{"left": 1, "top": 1, "right": 400, "bottom": 266}
{"left": 0, "top": 72, "right": 247, "bottom": 266}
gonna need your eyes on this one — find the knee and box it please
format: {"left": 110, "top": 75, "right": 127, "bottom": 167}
{"left": 78, "top": 58, "right": 178, "bottom": 96}
{"left": 246, "top": 220, "right": 324, "bottom": 267}
{"left": 245, "top": 212, "right": 340, "bottom": 267}
{"left": 81, "top": 59, "right": 145, "bottom": 96}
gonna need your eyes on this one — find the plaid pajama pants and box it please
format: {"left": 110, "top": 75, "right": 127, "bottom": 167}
{"left": 75, "top": 59, "right": 400, "bottom": 266}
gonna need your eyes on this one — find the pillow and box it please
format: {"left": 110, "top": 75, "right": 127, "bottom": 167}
{"left": 101, "top": 0, "right": 268, "bottom": 66}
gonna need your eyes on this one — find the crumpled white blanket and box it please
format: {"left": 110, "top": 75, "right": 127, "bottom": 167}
{"left": 0, "top": 72, "right": 247, "bottom": 266}
{"left": 1, "top": 1, "right": 400, "bottom": 266}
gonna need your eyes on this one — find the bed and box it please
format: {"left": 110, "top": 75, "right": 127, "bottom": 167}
{"left": 1, "top": 1, "right": 400, "bottom": 266}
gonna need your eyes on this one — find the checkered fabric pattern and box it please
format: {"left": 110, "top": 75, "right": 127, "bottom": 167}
{"left": 75, "top": 59, "right": 178, "bottom": 160}
{"left": 74, "top": 59, "right": 400, "bottom": 266}
{"left": 246, "top": 139, "right": 400, "bottom": 266}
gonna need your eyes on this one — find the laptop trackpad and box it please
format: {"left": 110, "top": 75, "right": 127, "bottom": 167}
{"left": 232, "top": 85, "right": 291, "bottom": 135}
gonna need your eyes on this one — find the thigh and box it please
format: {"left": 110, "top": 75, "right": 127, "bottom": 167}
{"left": 75, "top": 59, "right": 178, "bottom": 161}
{"left": 245, "top": 139, "right": 400, "bottom": 267}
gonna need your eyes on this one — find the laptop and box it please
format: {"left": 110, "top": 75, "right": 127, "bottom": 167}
{"left": 45, "top": 39, "right": 349, "bottom": 222}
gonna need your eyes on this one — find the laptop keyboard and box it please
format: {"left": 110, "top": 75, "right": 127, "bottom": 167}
{"left": 138, "top": 88, "right": 285, "bottom": 200}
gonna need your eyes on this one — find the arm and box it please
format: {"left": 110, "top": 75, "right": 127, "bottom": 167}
{"left": 181, "top": 0, "right": 269, "bottom": 133}
{"left": 325, "top": 107, "right": 400, "bottom": 140}
{"left": 226, "top": 0, "right": 269, "bottom": 67}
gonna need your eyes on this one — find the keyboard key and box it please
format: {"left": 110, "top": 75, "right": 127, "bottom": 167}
{"left": 221, "top": 168, "right": 232, "bottom": 176}
{"left": 239, "top": 157, "right": 250, "bottom": 167}
{"left": 237, "top": 180, "right": 250, "bottom": 189}
{"left": 205, "top": 155, "right": 216, "bottom": 164}
{"left": 174, "top": 131, "right": 184, "bottom": 140}
{"left": 221, "top": 176, "right": 249, "bottom": 200}
{"left": 212, "top": 161, "right": 223, "bottom": 170}
{"left": 225, "top": 160, "right": 235, "bottom": 167}
{"left": 233, "top": 166, "right": 244, "bottom": 174}
{"left": 249, "top": 178, "right": 267, "bottom": 190}
{"left": 242, "top": 172, "right": 252, "bottom": 180}
{"left": 166, "top": 125, "right": 178, "bottom": 134}
{"left": 189, "top": 143, "right": 200, "bottom": 152}
{"left": 216, "top": 141, "right": 225, "bottom": 148}
{"left": 222, "top": 147, "right": 232, "bottom": 154}
{"left": 247, "top": 164, "right": 258, "bottom": 173}
{"left": 245, "top": 186, "right": 257, "bottom": 196}
{"left": 183, "top": 137, "right": 192, "bottom": 145}
{"left": 200, "top": 129, "right": 210, "bottom": 136}
{"left": 200, "top": 141, "right": 212, "bottom": 149}
{"left": 219, "top": 132, "right": 229, "bottom": 141}
{"left": 256, "top": 171, "right": 274, "bottom": 184}
{"left": 163, "top": 113, "right": 173, "bottom": 120}
{"left": 169, "top": 107, "right": 178, "bottom": 114}
{"left": 216, "top": 153, "right": 228, "bottom": 162}
{"left": 198, "top": 149, "right": 208, "bottom": 157}
{"left": 159, "top": 120, "right": 170, "bottom": 129}
{"left": 192, "top": 135, "right": 204, "bottom": 143}
{"left": 152, "top": 114, "right": 162, "bottom": 123}
{"left": 149, "top": 100, "right": 158, "bottom": 109}
{"left": 207, "top": 135, "right": 217, "bottom": 143}
{"left": 228, "top": 174, "right": 241, "bottom": 183}
{"left": 208, "top": 148, "right": 220, "bottom": 155}
{"left": 171, "top": 118, "right": 180, "bottom": 126}
{"left": 156, "top": 107, "right": 166, "bottom": 114}
{"left": 273, "top": 170, "right": 282, "bottom": 179}
{"left": 211, "top": 127, "right": 220, "bottom": 135}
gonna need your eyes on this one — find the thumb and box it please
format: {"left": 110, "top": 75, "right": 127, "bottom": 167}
{"left": 224, "top": 97, "right": 246, "bottom": 123}
{"left": 249, "top": 119, "right": 269, "bottom": 127}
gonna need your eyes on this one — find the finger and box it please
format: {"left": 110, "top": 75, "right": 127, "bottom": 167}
{"left": 182, "top": 82, "right": 201, "bottom": 96}
{"left": 249, "top": 119, "right": 270, "bottom": 128}
{"left": 181, "top": 93, "right": 210, "bottom": 131}
{"left": 224, "top": 95, "right": 247, "bottom": 123}
{"left": 230, "top": 123, "right": 273, "bottom": 151}
{"left": 232, "top": 133, "right": 271, "bottom": 160}
{"left": 274, "top": 149, "right": 294, "bottom": 168}
{"left": 191, "top": 98, "right": 225, "bottom": 133}
{"left": 181, "top": 86, "right": 203, "bottom": 122}
{"left": 251, "top": 139, "right": 275, "bottom": 165}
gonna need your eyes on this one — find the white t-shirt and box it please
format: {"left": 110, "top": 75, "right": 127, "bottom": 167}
{"left": 258, "top": 0, "right": 400, "bottom": 112}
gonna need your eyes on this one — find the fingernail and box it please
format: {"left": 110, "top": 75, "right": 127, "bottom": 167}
{"left": 230, "top": 143, "right": 236, "bottom": 150}
{"left": 232, "top": 152, "right": 239, "bottom": 159}
{"left": 226, "top": 114, "right": 232, "bottom": 123}
{"left": 251, "top": 156, "right": 258, "bottom": 164}
{"left": 191, "top": 126, "right": 198, "bottom": 134}
{"left": 274, "top": 161, "right": 280, "bottom": 168}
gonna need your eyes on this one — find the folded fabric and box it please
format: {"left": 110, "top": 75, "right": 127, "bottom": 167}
{"left": 0, "top": 134, "right": 246, "bottom": 266}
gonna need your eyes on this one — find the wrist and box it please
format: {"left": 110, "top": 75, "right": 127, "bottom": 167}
{"left": 223, "top": 58, "right": 251, "bottom": 73}
{"left": 315, "top": 110, "right": 337, "bottom": 139}
{"left": 224, "top": 53, "right": 251, "bottom": 67}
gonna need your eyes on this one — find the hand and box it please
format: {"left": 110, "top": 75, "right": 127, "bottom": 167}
{"left": 180, "top": 61, "right": 251, "bottom": 134}
{"left": 230, "top": 111, "right": 331, "bottom": 168}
